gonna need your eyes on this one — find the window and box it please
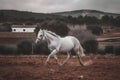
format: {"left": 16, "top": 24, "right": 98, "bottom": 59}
{"left": 13, "top": 29, "right": 16, "bottom": 32}
{"left": 23, "top": 29, "right": 26, "bottom": 32}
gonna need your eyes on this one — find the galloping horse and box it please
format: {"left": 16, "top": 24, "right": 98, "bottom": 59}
{"left": 35, "top": 29, "right": 85, "bottom": 66}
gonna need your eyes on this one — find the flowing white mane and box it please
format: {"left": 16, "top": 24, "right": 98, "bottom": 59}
{"left": 44, "top": 30, "right": 60, "bottom": 38}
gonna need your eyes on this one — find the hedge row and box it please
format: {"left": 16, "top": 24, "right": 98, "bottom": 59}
{"left": 0, "top": 39, "right": 119, "bottom": 55}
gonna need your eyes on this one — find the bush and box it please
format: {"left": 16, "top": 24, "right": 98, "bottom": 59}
{"left": 115, "top": 46, "right": 120, "bottom": 55}
{"left": 87, "top": 25, "right": 103, "bottom": 35}
{"left": 97, "top": 48, "right": 105, "bottom": 55}
{"left": 0, "top": 45, "right": 16, "bottom": 55}
{"left": 83, "top": 39, "right": 98, "bottom": 54}
{"left": 69, "top": 29, "right": 95, "bottom": 43}
{"left": 34, "top": 40, "right": 50, "bottom": 55}
{"left": 105, "top": 45, "right": 114, "bottom": 54}
{"left": 17, "top": 39, "right": 33, "bottom": 54}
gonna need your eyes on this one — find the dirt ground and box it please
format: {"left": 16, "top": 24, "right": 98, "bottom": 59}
{"left": 0, "top": 55, "right": 119, "bottom": 80}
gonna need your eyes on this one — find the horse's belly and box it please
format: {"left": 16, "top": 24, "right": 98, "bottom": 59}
{"left": 60, "top": 46, "right": 73, "bottom": 52}
{"left": 59, "top": 40, "right": 74, "bottom": 52}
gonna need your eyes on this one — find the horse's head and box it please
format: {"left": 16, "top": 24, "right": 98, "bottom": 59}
{"left": 35, "top": 29, "right": 45, "bottom": 44}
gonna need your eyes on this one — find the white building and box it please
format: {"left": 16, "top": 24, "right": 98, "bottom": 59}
{"left": 12, "top": 24, "right": 37, "bottom": 32}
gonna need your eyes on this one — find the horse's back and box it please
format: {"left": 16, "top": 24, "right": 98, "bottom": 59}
{"left": 65, "top": 36, "right": 80, "bottom": 44}
{"left": 60, "top": 36, "right": 80, "bottom": 49}
{"left": 58, "top": 36, "right": 75, "bottom": 52}
{"left": 66, "top": 36, "right": 81, "bottom": 49}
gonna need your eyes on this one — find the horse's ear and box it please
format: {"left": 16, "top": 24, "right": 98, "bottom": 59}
{"left": 39, "top": 29, "right": 43, "bottom": 31}
{"left": 42, "top": 29, "right": 47, "bottom": 31}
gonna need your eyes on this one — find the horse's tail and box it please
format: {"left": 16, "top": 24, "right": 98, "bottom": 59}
{"left": 79, "top": 45, "right": 85, "bottom": 57}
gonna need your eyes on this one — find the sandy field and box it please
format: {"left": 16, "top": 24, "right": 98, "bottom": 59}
{"left": 0, "top": 55, "right": 119, "bottom": 80}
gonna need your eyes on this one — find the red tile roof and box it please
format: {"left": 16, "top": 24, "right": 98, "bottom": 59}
{"left": 11, "top": 25, "right": 37, "bottom": 28}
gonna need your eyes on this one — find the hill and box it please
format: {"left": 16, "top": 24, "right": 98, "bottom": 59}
{"left": 53, "top": 9, "right": 120, "bottom": 19}
{"left": 0, "top": 10, "right": 62, "bottom": 22}
{"left": 0, "top": 9, "right": 120, "bottom": 22}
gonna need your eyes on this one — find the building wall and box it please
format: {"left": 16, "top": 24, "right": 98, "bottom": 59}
{"left": 0, "top": 32, "right": 36, "bottom": 46}
{"left": 68, "top": 24, "right": 87, "bottom": 30}
{"left": 12, "top": 28, "right": 35, "bottom": 32}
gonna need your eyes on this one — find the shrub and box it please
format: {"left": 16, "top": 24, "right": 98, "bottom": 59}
{"left": 105, "top": 45, "right": 114, "bottom": 54}
{"left": 97, "top": 48, "right": 105, "bottom": 55}
{"left": 115, "top": 46, "right": 120, "bottom": 55}
{"left": 34, "top": 40, "right": 50, "bottom": 55}
{"left": 17, "top": 39, "right": 33, "bottom": 54}
{"left": 87, "top": 25, "right": 103, "bottom": 35}
{"left": 0, "top": 45, "right": 6, "bottom": 54}
{"left": 0, "top": 45, "right": 16, "bottom": 55}
{"left": 69, "top": 29, "right": 95, "bottom": 43}
{"left": 69, "top": 29, "right": 98, "bottom": 54}
{"left": 82, "top": 39, "right": 98, "bottom": 54}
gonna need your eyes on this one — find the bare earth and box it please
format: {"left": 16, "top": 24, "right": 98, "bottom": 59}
{"left": 0, "top": 55, "right": 119, "bottom": 80}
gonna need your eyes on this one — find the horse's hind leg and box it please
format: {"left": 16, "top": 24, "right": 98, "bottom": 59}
{"left": 76, "top": 50, "right": 85, "bottom": 66}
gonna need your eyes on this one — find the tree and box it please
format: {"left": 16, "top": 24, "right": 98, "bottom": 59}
{"left": 115, "top": 16, "right": 120, "bottom": 27}
{"left": 34, "top": 20, "right": 69, "bottom": 37}
{"left": 83, "top": 16, "right": 100, "bottom": 25}
{"left": 101, "top": 15, "right": 111, "bottom": 25}
{"left": 0, "top": 23, "right": 12, "bottom": 32}
{"left": 77, "top": 15, "right": 84, "bottom": 24}
{"left": 87, "top": 25, "right": 103, "bottom": 35}
{"left": 0, "top": 12, "right": 5, "bottom": 22}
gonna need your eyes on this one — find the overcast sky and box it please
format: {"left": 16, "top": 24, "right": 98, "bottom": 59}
{"left": 0, "top": 0, "right": 120, "bottom": 13}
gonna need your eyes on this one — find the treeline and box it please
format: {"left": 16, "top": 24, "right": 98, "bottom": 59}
{"left": 0, "top": 10, "right": 120, "bottom": 27}
{"left": 63, "top": 15, "right": 120, "bottom": 27}
{"left": 0, "top": 15, "right": 120, "bottom": 33}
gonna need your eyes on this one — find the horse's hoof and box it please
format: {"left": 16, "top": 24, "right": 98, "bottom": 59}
{"left": 80, "top": 64, "right": 85, "bottom": 67}
{"left": 58, "top": 63, "right": 63, "bottom": 66}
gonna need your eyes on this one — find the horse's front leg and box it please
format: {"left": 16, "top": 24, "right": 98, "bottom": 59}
{"left": 53, "top": 54, "right": 61, "bottom": 66}
{"left": 60, "top": 52, "right": 71, "bottom": 66}
{"left": 45, "top": 49, "right": 58, "bottom": 65}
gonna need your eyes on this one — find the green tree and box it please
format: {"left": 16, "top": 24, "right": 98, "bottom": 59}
{"left": 35, "top": 20, "right": 69, "bottom": 37}
{"left": 101, "top": 15, "right": 111, "bottom": 25}
{"left": 83, "top": 16, "right": 100, "bottom": 25}
{"left": 115, "top": 16, "right": 120, "bottom": 27}
{"left": 0, "top": 23, "right": 12, "bottom": 32}
{"left": 87, "top": 25, "right": 103, "bottom": 35}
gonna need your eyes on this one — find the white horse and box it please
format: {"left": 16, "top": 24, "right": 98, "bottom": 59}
{"left": 35, "top": 29, "right": 85, "bottom": 66}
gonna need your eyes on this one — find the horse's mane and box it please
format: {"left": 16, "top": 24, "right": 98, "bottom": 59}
{"left": 44, "top": 30, "right": 60, "bottom": 38}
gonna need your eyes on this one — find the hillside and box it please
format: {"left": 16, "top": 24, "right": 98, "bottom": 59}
{"left": 53, "top": 9, "right": 120, "bottom": 19}
{"left": 0, "top": 9, "right": 120, "bottom": 22}
{"left": 0, "top": 10, "right": 62, "bottom": 22}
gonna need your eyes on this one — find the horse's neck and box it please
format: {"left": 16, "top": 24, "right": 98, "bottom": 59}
{"left": 45, "top": 32, "right": 60, "bottom": 44}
